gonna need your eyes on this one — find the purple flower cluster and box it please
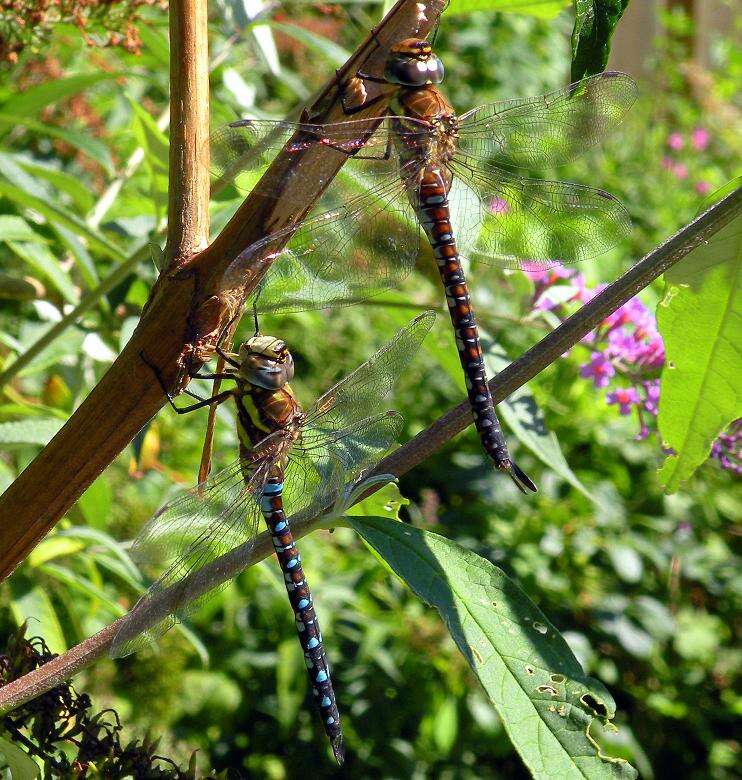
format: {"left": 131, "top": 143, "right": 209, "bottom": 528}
{"left": 663, "top": 127, "right": 713, "bottom": 196}
{"left": 529, "top": 268, "right": 663, "bottom": 426}
{"left": 711, "top": 420, "right": 742, "bottom": 476}
{"left": 526, "top": 268, "right": 737, "bottom": 473}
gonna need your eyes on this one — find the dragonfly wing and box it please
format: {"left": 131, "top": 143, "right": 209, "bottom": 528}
{"left": 222, "top": 174, "right": 420, "bottom": 313}
{"left": 304, "top": 312, "right": 435, "bottom": 431}
{"left": 111, "top": 435, "right": 287, "bottom": 657}
{"left": 208, "top": 117, "right": 399, "bottom": 190}
{"left": 456, "top": 72, "right": 637, "bottom": 170}
{"left": 448, "top": 159, "right": 631, "bottom": 270}
{"left": 284, "top": 411, "right": 405, "bottom": 524}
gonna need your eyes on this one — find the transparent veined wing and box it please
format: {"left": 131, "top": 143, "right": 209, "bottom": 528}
{"left": 110, "top": 434, "right": 288, "bottom": 657}
{"left": 208, "top": 116, "right": 404, "bottom": 190}
{"left": 111, "top": 410, "right": 405, "bottom": 657}
{"left": 456, "top": 72, "right": 637, "bottom": 171}
{"left": 304, "top": 311, "right": 435, "bottom": 433}
{"left": 446, "top": 158, "right": 631, "bottom": 271}
{"left": 285, "top": 411, "right": 405, "bottom": 525}
{"left": 222, "top": 172, "right": 422, "bottom": 313}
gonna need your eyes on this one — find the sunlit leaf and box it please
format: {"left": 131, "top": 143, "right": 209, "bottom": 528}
{"left": 446, "top": 0, "right": 569, "bottom": 18}
{"left": 0, "top": 418, "right": 64, "bottom": 447}
{"left": 346, "top": 481, "right": 408, "bottom": 520}
{"left": 657, "top": 209, "right": 741, "bottom": 491}
{"left": 9, "top": 584, "right": 67, "bottom": 654}
{"left": 0, "top": 153, "right": 125, "bottom": 260}
{"left": 27, "top": 537, "right": 86, "bottom": 567}
{"left": 0, "top": 215, "right": 46, "bottom": 242}
{"left": 349, "top": 515, "right": 637, "bottom": 780}
{"left": 38, "top": 563, "right": 126, "bottom": 616}
{"left": 77, "top": 477, "right": 113, "bottom": 527}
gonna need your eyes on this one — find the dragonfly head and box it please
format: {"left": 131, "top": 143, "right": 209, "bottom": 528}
{"left": 385, "top": 38, "right": 444, "bottom": 87}
{"left": 239, "top": 335, "right": 295, "bottom": 390}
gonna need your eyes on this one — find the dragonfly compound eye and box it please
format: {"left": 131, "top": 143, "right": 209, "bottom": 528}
{"left": 240, "top": 336, "right": 295, "bottom": 389}
{"left": 385, "top": 53, "right": 444, "bottom": 86}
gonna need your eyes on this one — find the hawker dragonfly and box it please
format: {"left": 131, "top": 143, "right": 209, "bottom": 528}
{"left": 209, "top": 38, "right": 637, "bottom": 493}
{"left": 111, "top": 312, "right": 435, "bottom": 765}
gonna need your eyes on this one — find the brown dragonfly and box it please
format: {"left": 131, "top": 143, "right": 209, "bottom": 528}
{"left": 208, "top": 37, "right": 637, "bottom": 492}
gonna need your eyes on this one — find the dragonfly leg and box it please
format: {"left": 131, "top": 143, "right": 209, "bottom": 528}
{"left": 161, "top": 388, "right": 235, "bottom": 414}
{"left": 355, "top": 69, "right": 389, "bottom": 85}
{"left": 189, "top": 370, "right": 238, "bottom": 382}
{"left": 140, "top": 350, "right": 235, "bottom": 414}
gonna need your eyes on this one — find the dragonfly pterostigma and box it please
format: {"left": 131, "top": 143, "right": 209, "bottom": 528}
{"left": 208, "top": 37, "right": 637, "bottom": 493}
{"left": 111, "top": 312, "right": 436, "bottom": 765}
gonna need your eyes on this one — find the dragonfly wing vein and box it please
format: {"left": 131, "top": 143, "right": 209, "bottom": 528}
{"left": 456, "top": 72, "right": 637, "bottom": 170}
{"left": 111, "top": 438, "right": 288, "bottom": 657}
{"left": 448, "top": 159, "right": 631, "bottom": 270}
{"left": 222, "top": 174, "right": 421, "bottom": 313}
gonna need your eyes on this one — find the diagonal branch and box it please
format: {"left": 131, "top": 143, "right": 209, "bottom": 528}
{"left": 0, "top": 0, "right": 446, "bottom": 581}
{"left": 0, "top": 184, "right": 738, "bottom": 714}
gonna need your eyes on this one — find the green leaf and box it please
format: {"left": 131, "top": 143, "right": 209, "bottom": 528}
{"left": 447, "top": 0, "right": 569, "bottom": 18}
{"left": 0, "top": 153, "right": 126, "bottom": 260}
{"left": 77, "top": 476, "right": 113, "bottom": 527}
{"left": 57, "top": 527, "right": 141, "bottom": 581}
{"left": 571, "top": 1, "right": 629, "bottom": 81}
{"left": 481, "top": 334, "right": 594, "bottom": 501}
{"left": 130, "top": 101, "right": 170, "bottom": 170}
{"left": 14, "top": 158, "right": 95, "bottom": 214}
{"left": 267, "top": 22, "right": 350, "bottom": 68}
{"left": 27, "top": 537, "right": 87, "bottom": 567}
{"left": 0, "top": 418, "right": 64, "bottom": 447}
{"left": 9, "top": 584, "right": 67, "bottom": 653}
{"left": 0, "top": 72, "right": 121, "bottom": 117}
{"left": 0, "top": 114, "right": 114, "bottom": 174}
{"left": 6, "top": 240, "right": 78, "bottom": 304}
{"left": 0, "top": 215, "right": 46, "bottom": 242}
{"left": 346, "top": 481, "right": 408, "bottom": 520}
{"left": 432, "top": 697, "right": 458, "bottom": 755}
{"left": 54, "top": 225, "right": 100, "bottom": 292}
{"left": 657, "top": 210, "right": 741, "bottom": 491}
{"left": 38, "top": 563, "right": 127, "bottom": 616}
{"left": 348, "top": 515, "right": 637, "bottom": 779}
{"left": 0, "top": 735, "right": 40, "bottom": 779}
{"left": 137, "top": 23, "right": 170, "bottom": 68}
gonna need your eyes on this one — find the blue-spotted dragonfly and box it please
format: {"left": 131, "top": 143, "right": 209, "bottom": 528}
{"left": 111, "top": 312, "right": 435, "bottom": 765}
{"left": 208, "top": 39, "right": 636, "bottom": 492}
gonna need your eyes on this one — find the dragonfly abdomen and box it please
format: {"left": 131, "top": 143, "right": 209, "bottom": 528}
{"left": 260, "top": 478, "right": 345, "bottom": 764}
{"left": 416, "top": 168, "right": 513, "bottom": 471}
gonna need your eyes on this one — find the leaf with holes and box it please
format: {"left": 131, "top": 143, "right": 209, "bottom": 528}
{"left": 348, "top": 515, "right": 637, "bottom": 779}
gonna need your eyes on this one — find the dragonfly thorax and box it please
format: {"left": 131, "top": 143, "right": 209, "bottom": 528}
{"left": 384, "top": 38, "right": 444, "bottom": 87}
{"left": 238, "top": 335, "right": 295, "bottom": 390}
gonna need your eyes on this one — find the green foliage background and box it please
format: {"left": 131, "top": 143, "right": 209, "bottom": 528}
{"left": 0, "top": 1, "right": 740, "bottom": 777}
